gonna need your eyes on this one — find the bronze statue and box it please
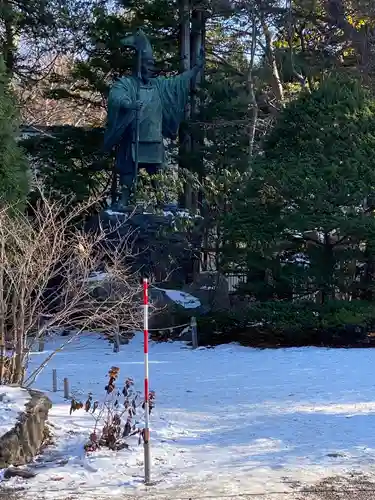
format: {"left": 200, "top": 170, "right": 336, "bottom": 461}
{"left": 103, "top": 28, "right": 204, "bottom": 209}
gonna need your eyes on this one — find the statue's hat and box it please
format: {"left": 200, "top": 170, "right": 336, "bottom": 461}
{"left": 120, "top": 28, "right": 154, "bottom": 60}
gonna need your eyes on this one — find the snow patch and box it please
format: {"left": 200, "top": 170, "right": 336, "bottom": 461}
{"left": 0, "top": 386, "right": 30, "bottom": 436}
{"left": 86, "top": 271, "right": 109, "bottom": 282}
{"left": 10, "top": 335, "right": 375, "bottom": 498}
{"left": 104, "top": 209, "right": 127, "bottom": 217}
{"left": 159, "top": 288, "right": 201, "bottom": 309}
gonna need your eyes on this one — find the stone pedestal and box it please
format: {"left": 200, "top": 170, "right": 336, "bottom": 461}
{"left": 85, "top": 206, "right": 203, "bottom": 286}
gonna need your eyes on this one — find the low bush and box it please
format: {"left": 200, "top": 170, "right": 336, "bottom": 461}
{"left": 70, "top": 366, "right": 155, "bottom": 453}
{"left": 196, "top": 300, "right": 375, "bottom": 347}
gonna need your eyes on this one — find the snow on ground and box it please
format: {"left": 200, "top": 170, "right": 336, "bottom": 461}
{"left": 5, "top": 334, "right": 375, "bottom": 499}
{"left": 0, "top": 385, "right": 30, "bottom": 436}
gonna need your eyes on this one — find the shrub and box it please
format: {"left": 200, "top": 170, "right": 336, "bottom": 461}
{"left": 225, "top": 75, "right": 375, "bottom": 304}
{"left": 196, "top": 300, "right": 375, "bottom": 347}
{"left": 70, "top": 366, "right": 155, "bottom": 452}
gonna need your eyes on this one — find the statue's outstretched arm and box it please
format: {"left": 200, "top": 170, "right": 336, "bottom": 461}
{"left": 176, "top": 47, "right": 204, "bottom": 84}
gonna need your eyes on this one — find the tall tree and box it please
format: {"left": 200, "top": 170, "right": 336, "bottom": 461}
{"left": 0, "top": 0, "right": 93, "bottom": 76}
{"left": 178, "top": 0, "right": 193, "bottom": 209}
{"left": 226, "top": 74, "right": 375, "bottom": 302}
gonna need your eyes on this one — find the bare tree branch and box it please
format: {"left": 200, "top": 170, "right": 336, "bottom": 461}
{"left": 0, "top": 190, "right": 143, "bottom": 386}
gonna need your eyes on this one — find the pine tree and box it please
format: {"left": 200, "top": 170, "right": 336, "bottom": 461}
{"left": 227, "top": 74, "right": 375, "bottom": 302}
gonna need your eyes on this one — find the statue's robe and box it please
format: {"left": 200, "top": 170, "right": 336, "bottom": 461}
{"left": 103, "top": 70, "right": 195, "bottom": 186}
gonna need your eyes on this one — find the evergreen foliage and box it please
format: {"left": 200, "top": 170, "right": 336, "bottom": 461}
{"left": 226, "top": 75, "right": 375, "bottom": 303}
{"left": 4, "top": 0, "right": 375, "bottom": 340}
{"left": 0, "top": 58, "right": 29, "bottom": 205}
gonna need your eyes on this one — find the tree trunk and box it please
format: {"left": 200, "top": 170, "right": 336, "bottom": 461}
{"left": 0, "top": 235, "right": 5, "bottom": 384}
{"left": 321, "top": 232, "right": 335, "bottom": 304}
{"left": 324, "top": 0, "right": 371, "bottom": 70}
{"left": 190, "top": 8, "right": 205, "bottom": 214}
{"left": 2, "top": 0, "right": 16, "bottom": 74}
{"left": 110, "top": 159, "right": 118, "bottom": 206}
{"left": 178, "top": 0, "right": 192, "bottom": 210}
{"left": 298, "top": 26, "right": 314, "bottom": 91}
{"left": 362, "top": 243, "right": 375, "bottom": 301}
{"left": 260, "top": 13, "right": 284, "bottom": 105}
{"left": 247, "top": 9, "right": 258, "bottom": 164}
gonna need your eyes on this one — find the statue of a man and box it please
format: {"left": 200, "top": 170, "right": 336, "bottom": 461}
{"left": 103, "top": 29, "right": 204, "bottom": 209}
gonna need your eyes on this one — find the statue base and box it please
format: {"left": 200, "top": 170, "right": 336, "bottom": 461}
{"left": 86, "top": 204, "right": 203, "bottom": 285}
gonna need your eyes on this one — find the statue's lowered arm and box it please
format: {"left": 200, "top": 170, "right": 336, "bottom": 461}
{"left": 103, "top": 79, "right": 137, "bottom": 152}
{"left": 109, "top": 79, "right": 142, "bottom": 110}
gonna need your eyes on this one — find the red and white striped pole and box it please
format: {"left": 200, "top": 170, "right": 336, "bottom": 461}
{"left": 143, "top": 278, "right": 151, "bottom": 484}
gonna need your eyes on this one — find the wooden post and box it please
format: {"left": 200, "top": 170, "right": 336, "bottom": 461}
{"left": 191, "top": 316, "right": 198, "bottom": 349}
{"left": 52, "top": 369, "right": 57, "bottom": 392}
{"left": 113, "top": 329, "right": 120, "bottom": 353}
{"left": 63, "top": 377, "right": 69, "bottom": 399}
{"left": 38, "top": 339, "right": 45, "bottom": 352}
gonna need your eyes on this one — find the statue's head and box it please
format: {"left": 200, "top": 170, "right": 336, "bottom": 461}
{"left": 120, "top": 29, "right": 155, "bottom": 82}
{"left": 141, "top": 57, "right": 155, "bottom": 82}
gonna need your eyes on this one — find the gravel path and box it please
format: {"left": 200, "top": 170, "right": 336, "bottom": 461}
{"left": 294, "top": 475, "right": 375, "bottom": 500}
